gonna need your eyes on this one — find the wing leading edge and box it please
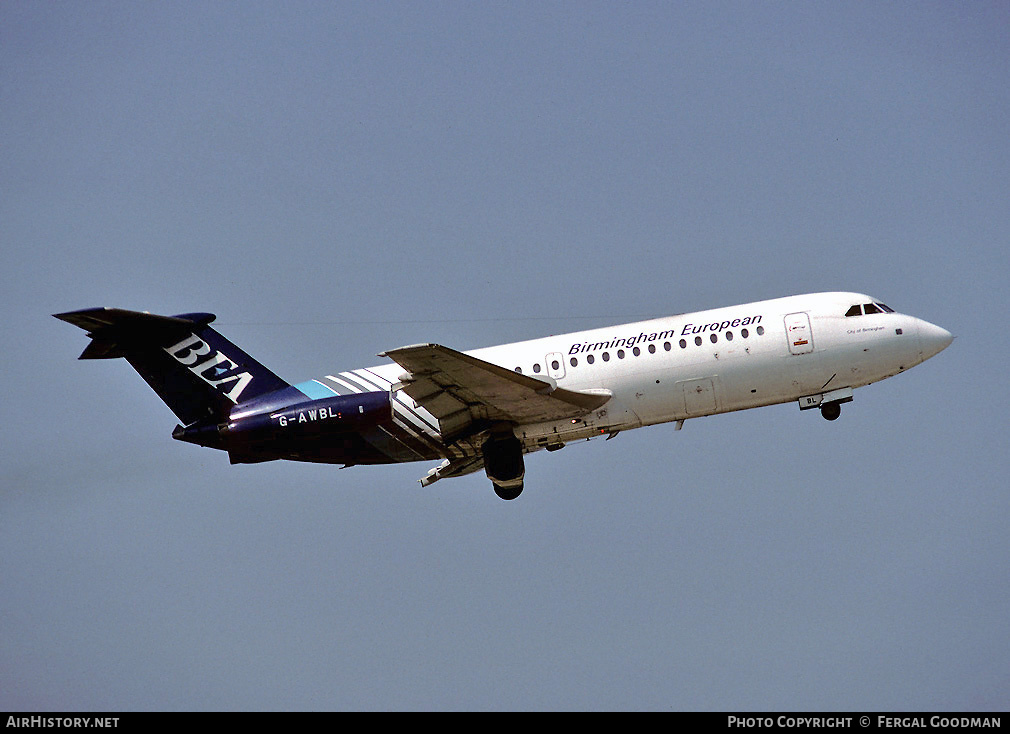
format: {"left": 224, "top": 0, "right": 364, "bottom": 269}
{"left": 379, "top": 343, "right": 610, "bottom": 440}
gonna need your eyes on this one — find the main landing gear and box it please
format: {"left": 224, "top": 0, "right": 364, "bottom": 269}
{"left": 483, "top": 425, "right": 525, "bottom": 500}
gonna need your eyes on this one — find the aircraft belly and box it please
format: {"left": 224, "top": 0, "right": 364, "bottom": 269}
{"left": 783, "top": 349, "right": 835, "bottom": 396}
{"left": 518, "top": 391, "right": 641, "bottom": 445}
{"left": 229, "top": 427, "right": 397, "bottom": 465}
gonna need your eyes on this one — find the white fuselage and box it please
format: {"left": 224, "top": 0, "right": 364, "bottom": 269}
{"left": 321, "top": 292, "right": 952, "bottom": 455}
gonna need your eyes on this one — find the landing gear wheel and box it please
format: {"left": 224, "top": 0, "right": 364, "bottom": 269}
{"left": 820, "top": 402, "right": 841, "bottom": 421}
{"left": 493, "top": 483, "right": 523, "bottom": 501}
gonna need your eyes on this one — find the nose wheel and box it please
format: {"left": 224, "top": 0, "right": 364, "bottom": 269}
{"left": 820, "top": 402, "right": 841, "bottom": 421}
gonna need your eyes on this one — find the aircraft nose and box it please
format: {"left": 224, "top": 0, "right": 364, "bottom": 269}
{"left": 917, "top": 320, "right": 954, "bottom": 362}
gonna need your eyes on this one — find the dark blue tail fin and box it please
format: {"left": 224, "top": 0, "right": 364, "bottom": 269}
{"left": 54, "top": 308, "right": 289, "bottom": 425}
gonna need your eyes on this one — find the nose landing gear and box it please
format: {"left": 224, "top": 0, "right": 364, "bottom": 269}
{"left": 799, "top": 387, "right": 853, "bottom": 421}
{"left": 820, "top": 401, "right": 841, "bottom": 421}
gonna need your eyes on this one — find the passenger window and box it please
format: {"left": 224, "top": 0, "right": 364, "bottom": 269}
{"left": 710, "top": 333, "right": 718, "bottom": 344}
{"left": 648, "top": 344, "right": 656, "bottom": 354}
{"left": 741, "top": 328, "right": 749, "bottom": 338}
{"left": 695, "top": 336, "right": 702, "bottom": 346}
{"left": 587, "top": 354, "right": 595, "bottom": 364}
{"left": 551, "top": 359, "right": 560, "bottom": 370}
{"left": 845, "top": 305, "right": 862, "bottom": 317}
{"left": 863, "top": 303, "right": 881, "bottom": 315}
{"left": 570, "top": 357, "right": 578, "bottom": 367}
{"left": 726, "top": 331, "right": 733, "bottom": 341}
{"left": 756, "top": 326, "right": 765, "bottom": 335}
{"left": 679, "top": 339, "right": 687, "bottom": 348}
{"left": 514, "top": 367, "right": 522, "bottom": 373}
{"left": 633, "top": 347, "right": 640, "bottom": 356}
{"left": 664, "top": 342, "right": 671, "bottom": 351}
{"left": 533, "top": 363, "right": 541, "bottom": 373}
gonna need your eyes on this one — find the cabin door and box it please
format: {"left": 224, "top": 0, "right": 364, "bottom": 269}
{"left": 784, "top": 312, "right": 814, "bottom": 355}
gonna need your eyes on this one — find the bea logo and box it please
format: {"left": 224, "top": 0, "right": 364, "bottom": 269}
{"left": 165, "top": 334, "right": 253, "bottom": 403}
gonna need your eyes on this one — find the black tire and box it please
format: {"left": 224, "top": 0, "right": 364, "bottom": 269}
{"left": 820, "top": 402, "right": 841, "bottom": 421}
{"left": 493, "top": 483, "right": 523, "bottom": 501}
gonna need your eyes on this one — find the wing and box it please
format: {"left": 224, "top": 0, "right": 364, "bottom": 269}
{"left": 379, "top": 343, "right": 610, "bottom": 440}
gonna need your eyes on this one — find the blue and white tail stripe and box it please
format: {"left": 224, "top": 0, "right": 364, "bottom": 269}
{"left": 322, "top": 374, "right": 364, "bottom": 395}
{"left": 293, "top": 379, "right": 340, "bottom": 400}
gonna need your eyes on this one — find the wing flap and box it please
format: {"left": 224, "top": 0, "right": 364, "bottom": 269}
{"left": 419, "top": 455, "right": 486, "bottom": 487}
{"left": 380, "top": 343, "right": 610, "bottom": 438}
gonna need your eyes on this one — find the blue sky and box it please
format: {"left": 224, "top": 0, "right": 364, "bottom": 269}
{"left": 2, "top": 1, "right": 1007, "bottom": 710}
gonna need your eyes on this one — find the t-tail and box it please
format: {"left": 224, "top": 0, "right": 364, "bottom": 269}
{"left": 53, "top": 308, "right": 290, "bottom": 437}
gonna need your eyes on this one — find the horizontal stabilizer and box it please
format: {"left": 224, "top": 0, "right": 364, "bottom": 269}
{"left": 54, "top": 307, "right": 288, "bottom": 424}
{"left": 54, "top": 308, "right": 216, "bottom": 359}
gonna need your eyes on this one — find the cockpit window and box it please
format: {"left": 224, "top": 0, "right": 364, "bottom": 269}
{"left": 847, "top": 302, "right": 895, "bottom": 316}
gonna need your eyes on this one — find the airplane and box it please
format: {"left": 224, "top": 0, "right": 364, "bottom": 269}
{"left": 54, "top": 292, "right": 953, "bottom": 500}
